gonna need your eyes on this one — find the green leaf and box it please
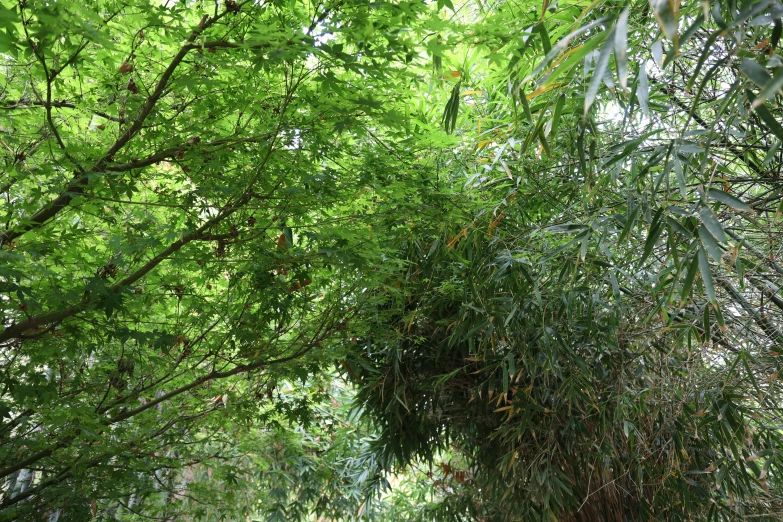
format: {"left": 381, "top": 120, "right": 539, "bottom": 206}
{"left": 650, "top": 0, "right": 678, "bottom": 40}
{"left": 615, "top": 8, "right": 630, "bottom": 90}
{"left": 544, "top": 30, "right": 608, "bottom": 87}
{"left": 739, "top": 59, "right": 771, "bottom": 88}
{"left": 537, "top": 23, "right": 552, "bottom": 55}
{"left": 585, "top": 29, "right": 615, "bottom": 115}
{"left": 699, "top": 224, "right": 723, "bottom": 262}
{"left": 680, "top": 249, "right": 700, "bottom": 303}
{"left": 550, "top": 94, "right": 565, "bottom": 136}
{"left": 698, "top": 247, "right": 716, "bottom": 303}
{"left": 674, "top": 156, "right": 687, "bottom": 197}
{"left": 618, "top": 203, "right": 639, "bottom": 243}
{"left": 442, "top": 81, "right": 461, "bottom": 134}
{"left": 519, "top": 86, "right": 533, "bottom": 123}
{"left": 640, "top": 208, "right": 664, "bottom": 266}
{"left": 702, "top": 301, "right": 711, "bottom": 341}
{"left": 667, "top": 215, "right": 692, "bottom": 238}
{"left": 713, "top": 302, "right": 725, "bottom": 333}
{"left": 522, "top": 18, "right": 609, "bottom": 84}
{"left": 707, "top": 189, "right": 753, "bottom": 212}
{"left": 545, "top": 224, "right": 588, "bottom": 233}
{"left": 638, "top": 64, "right": 649, "bottom": 119}
{"left": 751, "top": 68, "right": 783, "bottom": 109}
{"left": 750, "top": 97, "right": 783, "bottom": 142}
{"left": 699, "top": 206, "right": 727, "bottom": 243}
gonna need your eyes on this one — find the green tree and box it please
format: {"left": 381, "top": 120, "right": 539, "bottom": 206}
{"left": 0, "top": 0, "right": 440, "bottom": 519}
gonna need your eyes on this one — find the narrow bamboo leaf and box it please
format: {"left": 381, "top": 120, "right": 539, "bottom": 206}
{"left": 674, "top": 156, "right": 687, "bottom": 197}
{"left": 442, "top": 81, "right": 461, "bottom": 134}
{"left": 651, "top": 40, "right": 663, "bottom": 66}
{"left": 615, "top": 8, "right": 629, "bottom": 90}
{"left": 666, "top": 215, "right": 692, "bottom": 238}
{"left": 519, "top": 86, "right": 533, "bottom": 123}
{"left": 638, "top": 65, "right": 649, "bottom": 118}
{"left": 602, "top": 136, "right": 647, "bottom": 169}
{"left": 773, "top": 18, "right": 782, "bottom": 49}
{"left": 752, "top": 68, "right": 783, "bottom": 108}
{"left": 522, "top": 18, "right": 609, "bottom": 83}
{"left": 713, "top": 302, "right": 726, "bottom": 333}
{"left": 610, "top": 271, "right": 620, "bottom": 298}
{"left": 650, "top": 0, "right": 678, "bottom": 40}
{"left": 618, "top": 203, "right": 639, "bottom": 243}
{"left": 763, "top": 140, "right": 780, "bottom": 167}
{"left": 545, "top": 223, "right": 588, "bottom": 233}
{"left": 680, "top": 250, "right": 700, "bottom": 303}
{"left": 681, "top": 13, "right": 704, "bottom": 44}
{"left": 551, "top": 94, "right": 565, "bottom": 136}
{"left": 698, "top": 247, "right": 716, "bottom": 303}
{"left": 538, "top": 127, "right": 551, "bottom": 156}
{"left": 699, "top": 224, "right": 723, "bottom": 262}
{"left": 750, "top": 97, "right": 783, "bottom": 142}
{"left": 640, "top": 208, "right": 664, "bottom": 266}
{"left": 580, "top": 231, "right": 589, "bottom": 261}
{"left": 544, "top": 31, "right": 609, "bottom": 87}
{"left": 699, "top": 206, "right": 727, "bottom": 242}
{"left": 537, "top": 23, "right": 552, "bottom": 54}
{"left": 703, "top": 302, "right": 711, "bottom": 341}
{"left": 739, "top": 59, "right": 772, "bottom": 88}
{"left": 686, "top": 30, "right": 720, "bottom": 91}
{"left": 585, "top": 30, "right": 615, "bottom": 115}
{"left": 577, "top": 128, "right": 587, "bottom": 177}
{"left": 707, "top": 188, "right": 753, "bottom": 212}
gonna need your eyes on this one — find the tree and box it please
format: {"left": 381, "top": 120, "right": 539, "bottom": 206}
{"left": 0, "top": 0, "right": 438, "bottom": 519}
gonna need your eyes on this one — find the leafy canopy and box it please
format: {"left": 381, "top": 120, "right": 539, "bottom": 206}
{"left": 1, "top": 0, "right": 783, "bottom": 521}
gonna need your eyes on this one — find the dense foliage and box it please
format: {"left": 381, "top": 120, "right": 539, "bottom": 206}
{"left": 2, "top": 0, "right": 783, "bottom": 520}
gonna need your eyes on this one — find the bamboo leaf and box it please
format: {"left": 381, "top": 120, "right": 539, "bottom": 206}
{"left": 615, "top": 8, "right": 630, "bottom": 90}
{"left": 522, "top": 18, "right": 609, "bottom": 84}
{"left": 650, "top": 0, "right": 678, "bottom": 40}
{"left": 519, "top": 85, "right": 533, "bottom": 123}
{"left": 699, "top": 206, "right": 727, "bottom": 243}
{"left": 699, "top": 224, "right": 723, "bottom": 262}
{"left": 707, "top": 188, "right": 753, "bottom": 212}
{"left": 550, "top": 94, "right": 566, "bottom": 136}
{"left": 640, "top": 208, "right": 665, "bottom": 266}
{"left": 739, "top": 59, "right": 771, "bottom": 88}
{"left": 537, "top": 22, "right": 552, "bottom": 54}
{"left": 638, "top": 64, "right": 649, "bottom": 118}
{"left": 752, "top": 68, "right": 783, "bottom": 109}
{"left": 585, "top": 29, "right": 615, "bottom": 115}
{"left": 680, "top": 250, "right": 701, "bottom": 303}
{"left": 750, "top": 97, "right": 783, "bottom": 142}
{"left": 698, "top": 247, "right": 716, "bottom": 303}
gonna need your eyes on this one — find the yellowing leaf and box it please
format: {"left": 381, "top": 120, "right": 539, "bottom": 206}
{"left": 526, "top": 83, "right": 561, "bottom": 100}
